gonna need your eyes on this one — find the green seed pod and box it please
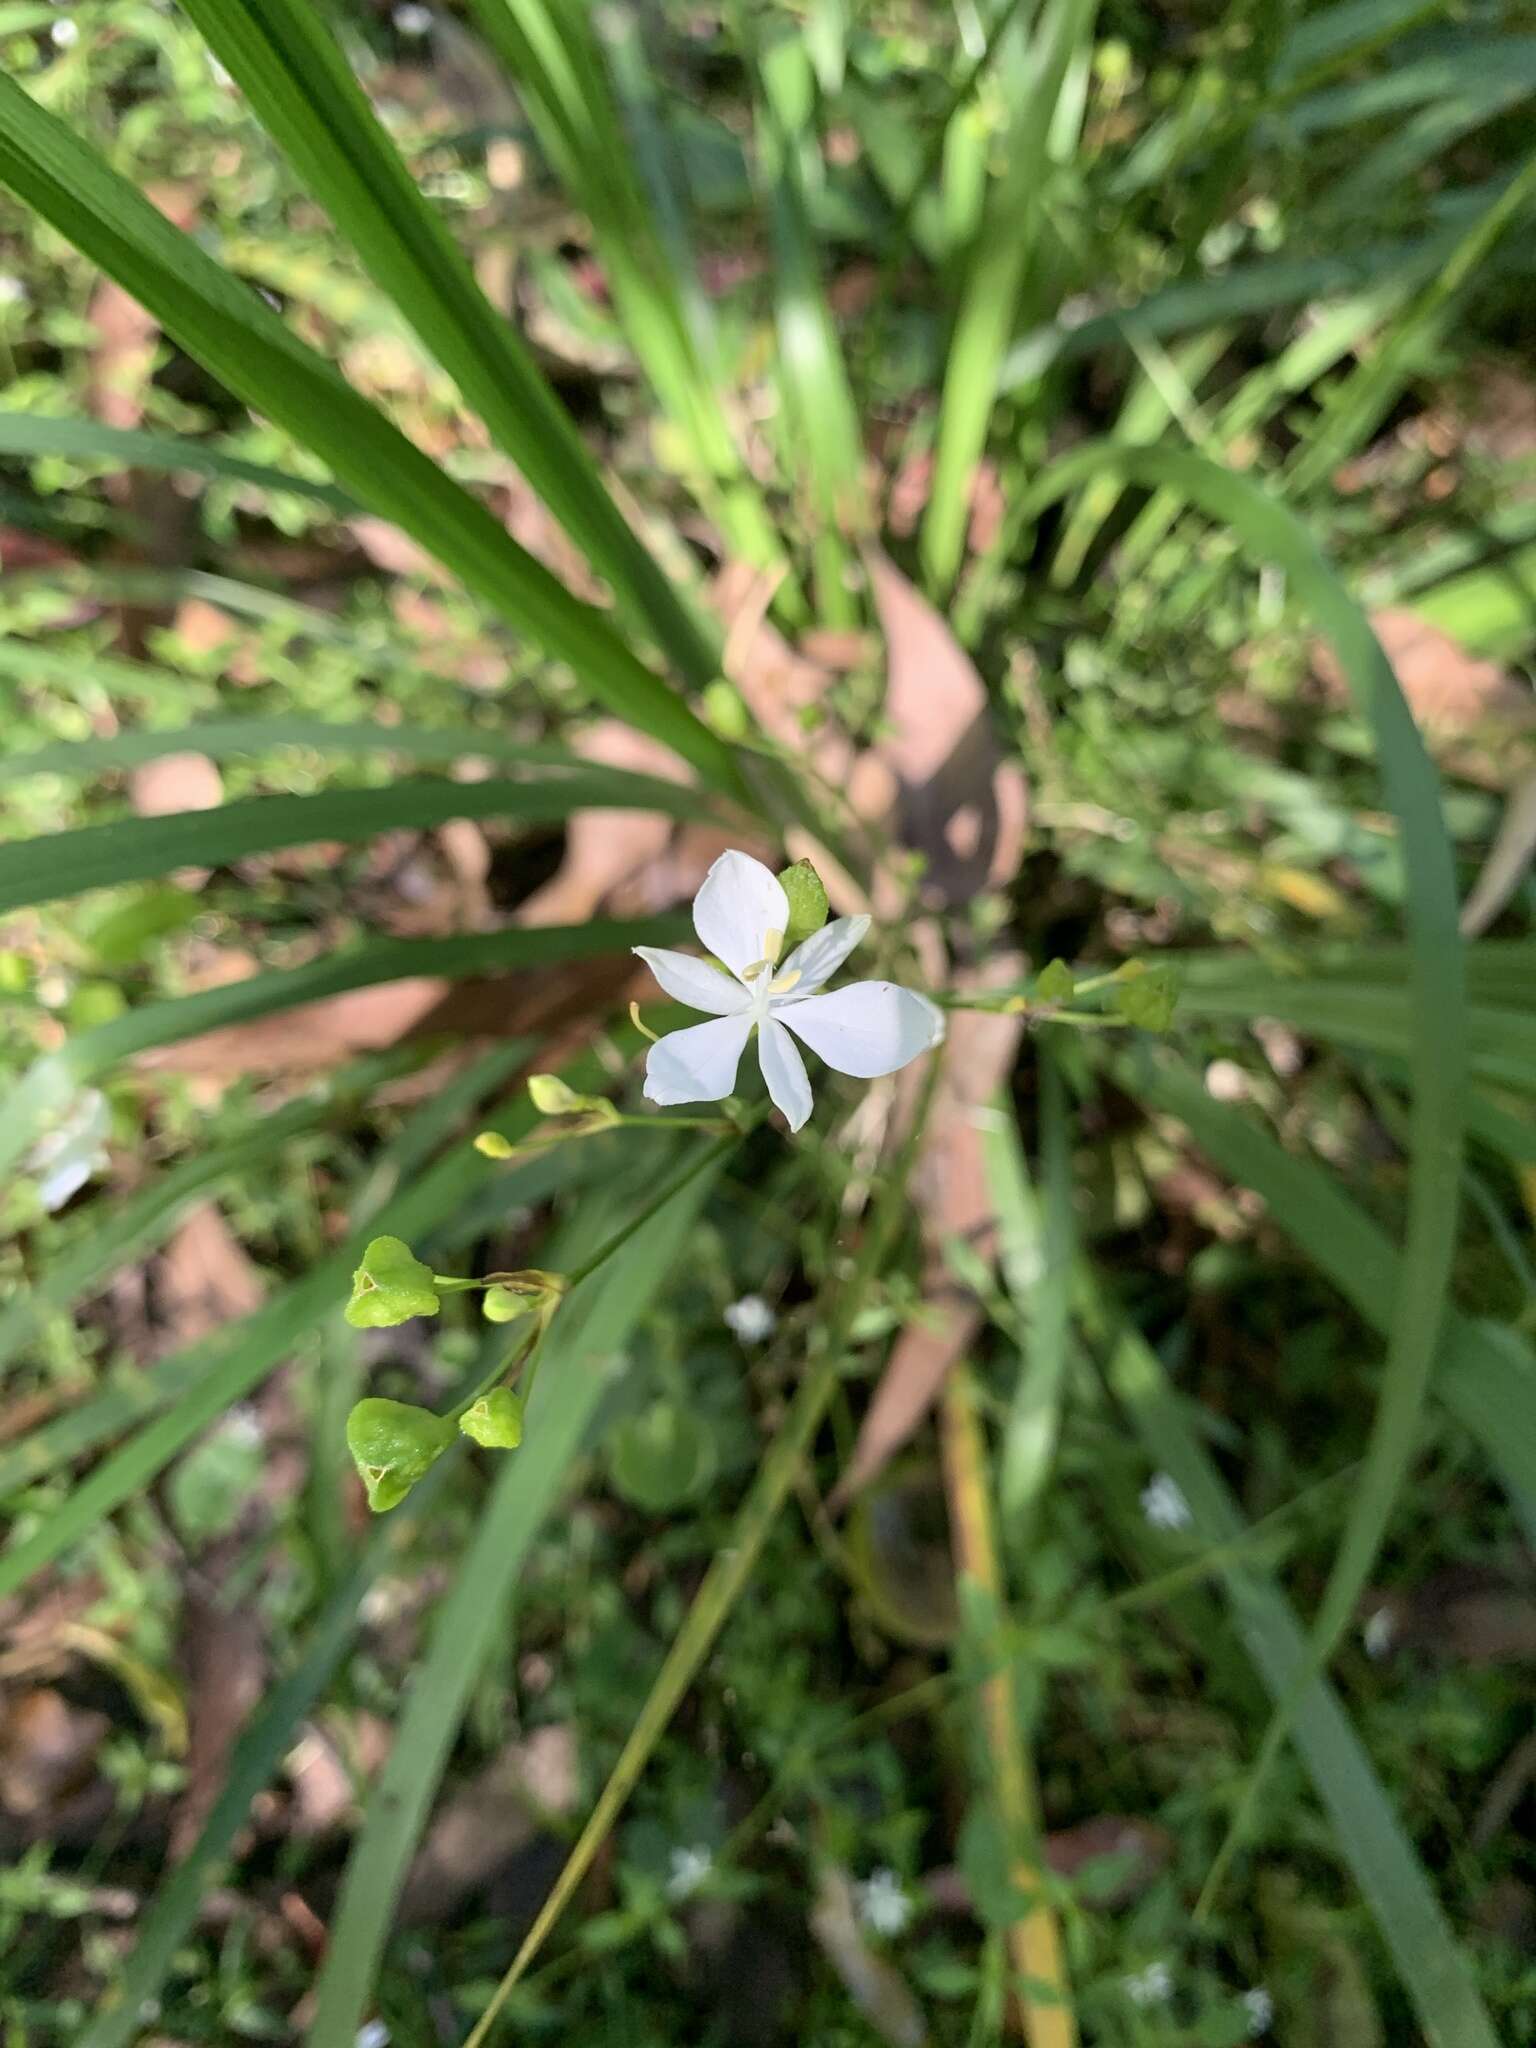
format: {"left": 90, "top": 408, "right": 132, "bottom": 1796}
{"left": 345, "top": 1237, "right": 441, "bottom": 1329}
{"left": 1113, "top": 964, "right": 1179, "bottom": 1031}
{"left": 346, "top": 1396, "right": 455, "bottom": 1511}
{"left": 777, "top": 858, "right": 829, "bottom": 953}
{"left": 1035, "top": 958, "right": 1075, "bottom": 1002}
{"left": 460, "top": 1387, "right": 524, "bottom": 1450}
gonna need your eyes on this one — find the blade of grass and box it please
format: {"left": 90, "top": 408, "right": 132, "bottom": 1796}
{"left": 941, "top": 1362, "right": 1075, "bottom": 2048}
{"left": 1285, "top": 160, "right": 1536, "bottom": 499}
{"left": 920, "top": 0, "right": 1098, "bottom": 594}
{"left": 1008, "top": 442, "right": 1468, "bottom": 1909}
{"left": 462, "top": 0, "right": 788, "bottom": 590}
{"left": 0, "top": 73, "right": 741, "bottom": 795}
{"left": 177, "top": 0, "right": 718, "bottom": 690}
{"left": 991, "top": 1053, "right": 1074, "bottom": 1533}
{"left": 1078, "top": 1261, "right": 1501, "bottom": 2048}
{"left": 0, "top": 411, "right": 355, "bottom": 510}
{"left": 76, "top": 1465, "right": 447, "bottom": 2048}
{"left": 1110, "top": 1048, "right": 1536, "bottom": 1539}
{"left": 0, "top": 1052, "right": 422, "bottom": 1380}
{"left": 751, "top": 28, "right": 868, "bottom": 625}
{"left": 0, "top": 914, "right": 685, "bottom": 1179}
{"left": 0, "top": 770, "right": 717, "bottom": 916}
{"left": 0, "top": 715, "right": 693, "bottom": 786}
{"left": 459, "top": 1065, "right": 940, "bottom": 2046}
{"left": 303, "top": 1136, "right": 727, "bottom": 2048}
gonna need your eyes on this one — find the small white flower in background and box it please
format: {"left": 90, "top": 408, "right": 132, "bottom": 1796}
{"left": 224, "top": 1404, "right": 265, "bottom": 1449}
{"left": 856, "top": 1866, "right": 912, "bottom": 1938}
{"left": 1140, "top": 1471, "right": 1192, "bottom": 1531}
{"left": 392, "top": 2, "right": 433, "bottom": 32}
{"left": 28, "top": 1089, "right": 110, "bottom": 1212}
{"left": 1123, "top": 1959, "right": 1173, "bottom": 2007}
{"left": 635, "top": 851, "right": 944, "bottom": 1134}
{"left": 1363, "top": 1606, "right": 1395, "bottom": 1659}
{"left": 665, "top": 1843, "right": 713, "bottom": 1901}
{"left": 0, "top": 276, "right": 26, "bottom": 306}
{"left": 51, "top": 15, "right": 79, "bottom": 45}
{"left": 1241, "top": 1985, "right": 1274, "bottom": 2035}
{"left": 724, "top": 1293, "right": 776, "bottom": 1344}
{"left": 355, "top": 2024, "right": 390, "bottom": 2048}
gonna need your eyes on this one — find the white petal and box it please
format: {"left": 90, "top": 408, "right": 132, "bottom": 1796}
{"left": 643, "top": 1012, "right": 753, "bottom": 1105}
{"left": 633, "top": 946, "right": 750, "bottom": 1016}
{"left": 775, "top": 914, "right": 871, "bottom": 998}
{"left": 757, "top": 1017, "right": 814, "bottom": 1131}
{"left": 691, "top": 850, "right": 789, "bottom": 980}
{"left": 775, "top": 981, "right": 944, "bottom": 1078}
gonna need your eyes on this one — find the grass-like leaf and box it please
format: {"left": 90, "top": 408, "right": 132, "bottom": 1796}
{"left": 0, "top": 73, "right": 742, "bottom": 795}
{"left": 0, "top": 770, "right": 716, "bottom": 915}
{"left": 176, "top": 0, "right": 718, "bottom": 692}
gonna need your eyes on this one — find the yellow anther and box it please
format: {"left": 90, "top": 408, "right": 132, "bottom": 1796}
{"left": 769, "top": 967, "right": 802, "bottom": 996}
{"left": 763, "top": 927, "right": 784, "bottom": 966}
{"left": 740, "top": 958, "right": 770, "bottom": 981}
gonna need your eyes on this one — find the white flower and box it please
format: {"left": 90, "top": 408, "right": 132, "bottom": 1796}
{"left": 392, "top": 2, "right": 433, "bottom": 31}
{"left": 635, "top": 851, "right": 944, "bottom": 1133}
{"left": 355, "top": 2025, "right": 390, "bottom": 2048}
{"left": 51, "top": 16, "right": 79, "bottom": 45}
{"left": 856, "top": 1866, "right": 912, "bottom": 1937}
{"left": 1241, "top": 1985, "right": 1273, "bottom": 2035}
{"left": 665, "top": 1843, "right": 712, "bottom": 1901}
{"left": 1140, "top": 1472, "right": 1192, "bottom": 1531}
{"left": 0, "top": 276, "right": 26, "bottom": 306}
{"left": 1123, "top": 1960, "right": 1173, "bottom": 2007}
{"left": 1363, "top": 1607, "right": 1395, "bottom": 1659}
{"left": 724, "top": 1294, "right": 776, "bottom": 1343}
{"left": 28, "top": 1088, "right": 110, "bottom": 1211}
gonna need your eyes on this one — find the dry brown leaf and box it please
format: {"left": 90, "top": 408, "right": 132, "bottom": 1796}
{"left": 400, "top": 1725, "right": 579, "bottom": 1922}
{"left": 810, "top": 1866, "right": 929, "bottom": 2048}
{"left": 831, "top": 969, "right": 1024, "bottom": 1509}
{"left": 138, "top": 978, "right": 448, "bottom": 1078}
{"left": 864, "top": 549, "right": 1028, "bottom": 909}
{"left": 0, "top": 1688, "right": 109, "bottom": 1819}
{"left": 1314, "top": 609, "right": 1533, "bottom": 736}
{"left": 170, "top": 1591, "right": 267, "bottom": 1860}
{"left": 155, "top": 1204, "right": 264, "bottom": 1349}
{"left": 130, "top": 751, "right": 224, "bottom": 819}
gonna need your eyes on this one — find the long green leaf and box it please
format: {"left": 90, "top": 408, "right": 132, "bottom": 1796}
{"left": 0, "top": 73, "right": 741, "bottom": 794}
{"left": 0, "top": 410, "right": 355, "bottom": 509}
{"left": 1016, "top": 442, "right": 1467, "bottom": 1903}
{"left": 919, "top": 0, "right": 1098, "bottom": 594}
{"left": 1078, "top": 1265, "right": 1500, "bottom": 2048}
{"left": 0, "top": 771, "right": 713, "bottom": 915}
{"left": 0, "top": 915, "right": 686, "bottom": 1178}
{"left": 304, "top": 1140, "right": 724, "bottom": 2048}
{"left": 0, "top": 715, "right": 675, "bottom": 786}
{"left": 1111, "top": 1050, "right": 1536, "bottom": 1536}
{"left": 175, "top": 0, "right": 718, "bottom": 691}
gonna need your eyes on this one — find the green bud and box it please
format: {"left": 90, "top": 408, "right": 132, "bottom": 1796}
{"left": 460, "top": 1387, "right": 524, "bottom": 1449}
{"left": 1035, "top": 958, "right": 1076, "bottom": 1002}
{"left": 1113, "top": 964, "right": 1179, "bottom": 1031}
{"left": 702, "top": 678, "right": 750, "bottom": 740}
{"left": 777, "top": 859, "right": 829, "bottom": 952}
{"left": 474, "top": 1130, "right": 518, "bottom": 1160}
{"left": 483, "top": 1283, "right": 532, "bottom": 1325}
{"left": 527, "top": 1074, "right": 618, "bottom": 1123}
{"left": 346, "top": 1396, "right": 454, "bottom": 1511}
{"left": 345, "top": 1237, "right": 441, "bottom": 1329}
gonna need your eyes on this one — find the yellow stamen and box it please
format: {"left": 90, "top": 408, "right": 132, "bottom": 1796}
{"left": 769, "top": 967, "right": 802, "bottom": 996}
{"left": 763, "top": 927, "right": 784, "bottom": 966}
{"left": 629, "top": 1000, "right": 660, "bottom": 1044}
